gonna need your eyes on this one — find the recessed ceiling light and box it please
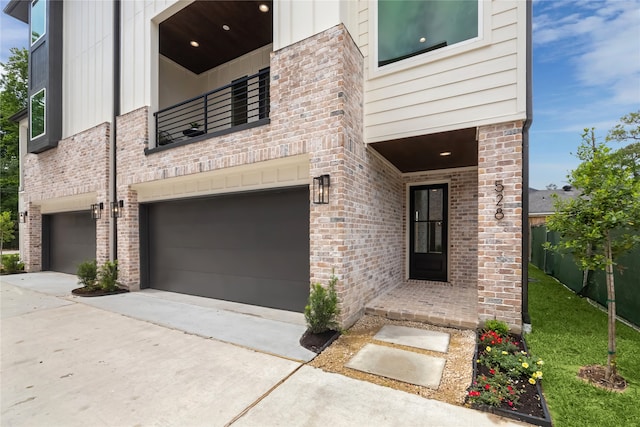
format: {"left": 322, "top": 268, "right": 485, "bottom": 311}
{"left": 439, "top": 151, "right": 452, "bottom": 156}
{"left": 259, "top": 4, "right": 269, "bottom": 12}
{"left": 222, "top": 24, "right": 230, "bottom": 31}
{"left": 190, "top": 40, "right": 199, "bottom": 47}
{"left": 419, "top": 37, "right": 426, "bottom": 43}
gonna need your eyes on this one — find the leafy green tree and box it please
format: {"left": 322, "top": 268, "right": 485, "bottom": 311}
{"left": 0, "top": 211, "right": 16, "bottom": 258}
{"left": 545, "top": 116, "right": 640, "bottom": 382}
{"left": 0, "top": 47, "right": 28, "bottom": 226}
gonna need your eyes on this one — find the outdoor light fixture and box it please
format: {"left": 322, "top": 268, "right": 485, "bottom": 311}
{"left": 19, "top": 211, "right": 28, "bottom": 223}
{"left": 111, "top": 200, "right": 124, "bottom": 218}
{"left": 313, "top": 174, "right": 330, "bottom": 204}
{"left": 91, "top": 203, "right": 104, "bottom": 220}
{"left": 259, "top": 3, "right": 269, "bottom": 12}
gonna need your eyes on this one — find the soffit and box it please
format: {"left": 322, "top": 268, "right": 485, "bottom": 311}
{"left": 370, "top": 128, "right": 478, "bottom": 173}
{"left": 159, "top": 1, "right": 273, "bottom": 75}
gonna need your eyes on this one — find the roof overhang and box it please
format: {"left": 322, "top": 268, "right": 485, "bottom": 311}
{"left": 3, "top": 0, "right": 28, "bottom": 24}
{"left": 8, "top": 107, "right": 28, "bottom": 122}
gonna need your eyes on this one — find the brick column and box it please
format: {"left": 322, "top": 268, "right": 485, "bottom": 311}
{"left": 116, "top": 188, "right": 140, "bottom": 290}
{"left": 96, "top": 190, "right": 110, "bottom": 265}
{"left": 23, "top": 203, "right": 42, "bottom": 272}
{"left": 477, "top": 120, "right": 524, "bottom": 332}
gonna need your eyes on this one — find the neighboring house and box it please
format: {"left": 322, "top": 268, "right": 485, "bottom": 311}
{"left": 5, "top": 0, "right": 532, "bottom": 331}
{"left": 529, "top": 186, "right": 578, "bottom": 227}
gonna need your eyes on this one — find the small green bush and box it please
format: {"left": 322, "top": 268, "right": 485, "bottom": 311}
{"left": 1, "top": 254, "right": 24, "bottom": 274}
{"left": 484, "top": 319, "right": 510, "bottom": 336}
{"left": 98, "top": 260, "right": 120, "bottom": 292}
{"left": 304, "top": 273, "right": 340, "bottom": 334}
{"left": 76, "top": 260, "right": 98, "bottom": 289}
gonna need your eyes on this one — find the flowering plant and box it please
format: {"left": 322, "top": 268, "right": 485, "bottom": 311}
{"left": 468, "top": 322, "right": 544, "bottom": 409}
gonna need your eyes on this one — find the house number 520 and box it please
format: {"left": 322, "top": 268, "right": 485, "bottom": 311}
{"left": 495, "top": 181, "right": 504, "bottom": 220}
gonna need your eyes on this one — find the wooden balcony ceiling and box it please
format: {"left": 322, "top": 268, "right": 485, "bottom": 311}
{"left": 370, "top": 128, "right": 478, "bottom": 173}
{"left": 160, "top": 1, "right": 273, "bottom": 75}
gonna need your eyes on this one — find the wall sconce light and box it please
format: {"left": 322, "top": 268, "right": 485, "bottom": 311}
{"left": 91, "top": 203, "right": 104, "bottom": 220}
{"left": 19, "top": 211, "right": 28, "bottom": 223}
{"left": 111, "top": 200, "right": 124, "bottom": 218}
{"left": 313, "top": 174, "right": 330, "bottom": 204}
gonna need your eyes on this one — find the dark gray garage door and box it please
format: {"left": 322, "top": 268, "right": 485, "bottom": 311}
{"left": 44, "top": 211, "right": 97, "bottom": 274}
{"left": 144, "top": 187, "right": 310, "bottom": 312}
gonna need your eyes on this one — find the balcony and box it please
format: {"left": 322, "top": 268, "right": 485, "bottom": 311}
{"left": 152, "top": 68, "right": 270, "bottom": 149}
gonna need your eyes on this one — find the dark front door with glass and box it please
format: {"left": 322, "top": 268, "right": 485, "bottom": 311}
{"left": 410, "top": 184, "right": 448, "bottom": 281}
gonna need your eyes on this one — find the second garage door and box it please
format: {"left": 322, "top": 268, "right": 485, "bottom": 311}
{"left": 44, "top": 211, "right": 97, "bottom": 274}
{"left": 144, "top": 187, "right": 310, "bottom": 312}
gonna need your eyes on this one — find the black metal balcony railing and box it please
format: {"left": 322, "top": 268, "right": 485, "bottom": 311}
{"left": 153, "top": 68, "right": 270, "bottom": 147}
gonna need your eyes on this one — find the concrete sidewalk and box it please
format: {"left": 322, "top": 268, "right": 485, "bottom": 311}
{"left": 1, "top": 273, "right": 527, "bottom": 426}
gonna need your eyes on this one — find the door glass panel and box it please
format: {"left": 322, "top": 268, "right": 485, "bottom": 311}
{"left": 414, "top": 222, "right": 429, "bottom": 253}
{"left": 428, "top": 189, "right": 443, "bottom": 221}
{"left": 414, "top": 189, "right": 429, "bottom": 221}
{"left": 430, "top": 221, "right": 443, "bottom": 253}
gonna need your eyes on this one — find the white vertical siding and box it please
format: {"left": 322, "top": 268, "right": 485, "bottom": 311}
{"left": 360, "top": 0, "right": 528, "bottom": 143}
{"left": 63, "top": 0, "right": 113, "bottom": 138}
{"left": 273, "top": 0, "right": 341, "bottom": 50}
{"left": 120, "top": 0, "right": 184, "bottom": 115}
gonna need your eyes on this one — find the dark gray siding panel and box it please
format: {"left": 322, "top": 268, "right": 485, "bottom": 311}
{"left": 147, "top": 187, "right": 310, "bottom": 312}
{"left": 46, "top": 211, "right": 97, "bottom": 274}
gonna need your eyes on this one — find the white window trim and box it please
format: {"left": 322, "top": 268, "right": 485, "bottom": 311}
{"left": 30, "top": 0, "right": 46, "bottom": 47}
{"left": 30, "top": 88, "right": 46, "bottom": 140}
{"left": 369, "top": 0, "right": 490, "bottom": 79}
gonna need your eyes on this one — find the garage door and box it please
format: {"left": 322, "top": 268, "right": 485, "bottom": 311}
{"left": 144, "top": 187, "right": 310, "bottom": 312}
{"left": 44, "top": 211, "right": 97, "bottom": 274}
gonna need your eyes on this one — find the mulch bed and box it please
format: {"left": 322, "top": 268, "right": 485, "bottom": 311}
{"left": 578, "top": 365, "right": 628, "bottom": 392}
{"left": 71, "top": 287, "right": 129, "bottom": 297}
{"left": 299, "top": 329, "right": 340, "bottom": 354}
{"left": 469, "top": 334, "right": 552, "bottom": 427}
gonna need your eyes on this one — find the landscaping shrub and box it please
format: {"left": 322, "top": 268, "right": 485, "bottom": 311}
{"left": 1, "top": 254, "right": 24, "bottom": 274}
{"left": 76, "top": 260, "right": 98, "bottom": 289}
{"left": 304, "top": 273, "right": 340, "bottom": 334}
{"left": 98, "top": 260, "right": 120, "bottom": 292}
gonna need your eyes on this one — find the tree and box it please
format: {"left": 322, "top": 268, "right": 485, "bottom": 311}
{"left": 0, "top": 211, "right": 16, "bottom": 258}
{"left": 545, "top": 117, "right": 640, "bottom": 383}
{"left": 0, "top": 47, "right": 28, "bottom": 228}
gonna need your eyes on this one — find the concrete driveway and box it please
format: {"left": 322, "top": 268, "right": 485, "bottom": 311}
{"left": 1, "top": 273, "right": 526, "bottom": 427}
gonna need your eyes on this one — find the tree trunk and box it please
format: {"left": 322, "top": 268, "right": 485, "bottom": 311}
{"left": 605, "top": 231, "right": 617, "bottom": 381}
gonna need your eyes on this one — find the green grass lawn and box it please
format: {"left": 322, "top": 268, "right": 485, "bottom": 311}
{"left": 526, "top": 264, "right": 640, "bottom": 427}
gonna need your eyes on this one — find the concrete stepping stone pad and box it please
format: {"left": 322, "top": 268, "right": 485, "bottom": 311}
{"left": 374, "top": 325, "right": 450, "bottom": 353}
{"left": 345, "top": 343, "right": 446, "bottom": 389}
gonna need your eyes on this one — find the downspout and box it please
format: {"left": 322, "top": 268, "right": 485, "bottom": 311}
{"left": 111, "top": 0, "right": 121, "bottom": 261}
{"left": 521, "top": 0, "right": 533, "bottom": 332}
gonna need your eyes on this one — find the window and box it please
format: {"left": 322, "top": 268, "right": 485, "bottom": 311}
{"left": 30, "top": 88, "right": 46, "bottom": 139}
{"left": 31, "top": 0, "right": 46, "bottom": 46}
{"left": 378, "top": 0, "right": 479, "bottom": 67}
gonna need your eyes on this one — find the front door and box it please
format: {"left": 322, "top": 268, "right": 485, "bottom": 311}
{"left": 409, "top": 184, "right": 448, "bottom": 281}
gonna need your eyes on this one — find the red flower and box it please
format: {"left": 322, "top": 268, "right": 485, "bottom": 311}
{"left": 507, "top": 385, "right": 513, "bottom": 391}
{"left": 489, "top": 369, "right": 496, "bottom": 375}
{"left": 485, "top": 384, "right": 491, "bottom": 390}
{"left": 508, "top": 401, "right": 514, "bottom": 407}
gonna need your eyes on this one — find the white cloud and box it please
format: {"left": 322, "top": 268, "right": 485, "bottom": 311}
{"left": 534, "top": 0, "right": 640, "bottom": 107}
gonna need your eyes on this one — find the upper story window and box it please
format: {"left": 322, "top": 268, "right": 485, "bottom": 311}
{"left": 30, "top": 88, "right": 46, "bottom": 139}
{"left": 30, "top": 0, "right": 46, "bottom": 45}
{"left": 378, "top": 0, "right": 479, "bottom": 67}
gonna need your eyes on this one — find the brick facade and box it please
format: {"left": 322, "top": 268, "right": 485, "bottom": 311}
{"left": 477, "top": 121, "right": 524, "bottom": 332}
{"left": 20, "top": 24, "right": 525, "bottom": 331}
{"left": 21, "top": 122, "right": 110, "bottom": 271}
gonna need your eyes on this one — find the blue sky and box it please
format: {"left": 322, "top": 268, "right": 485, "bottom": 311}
{"left": 1, "top": 0, "right": 639, "bottom": 190}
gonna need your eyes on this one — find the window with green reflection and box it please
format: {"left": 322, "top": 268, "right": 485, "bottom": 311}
{"left": 31, "top": 0, "right": 46, "bottom": 45}
{"left": 30, "top": 89, "right": 46, "bottom": 139}
{"left": 378, "top": 0, "right": 478, "bottom": 67}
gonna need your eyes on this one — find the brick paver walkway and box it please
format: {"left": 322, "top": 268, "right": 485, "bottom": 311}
{"left": 365, "top": 282, "right": 478, "bottom": 329}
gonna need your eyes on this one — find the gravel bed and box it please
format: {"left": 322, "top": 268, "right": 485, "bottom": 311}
{"left": 309, "top": 315, "right": 476, "bottom": 406}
